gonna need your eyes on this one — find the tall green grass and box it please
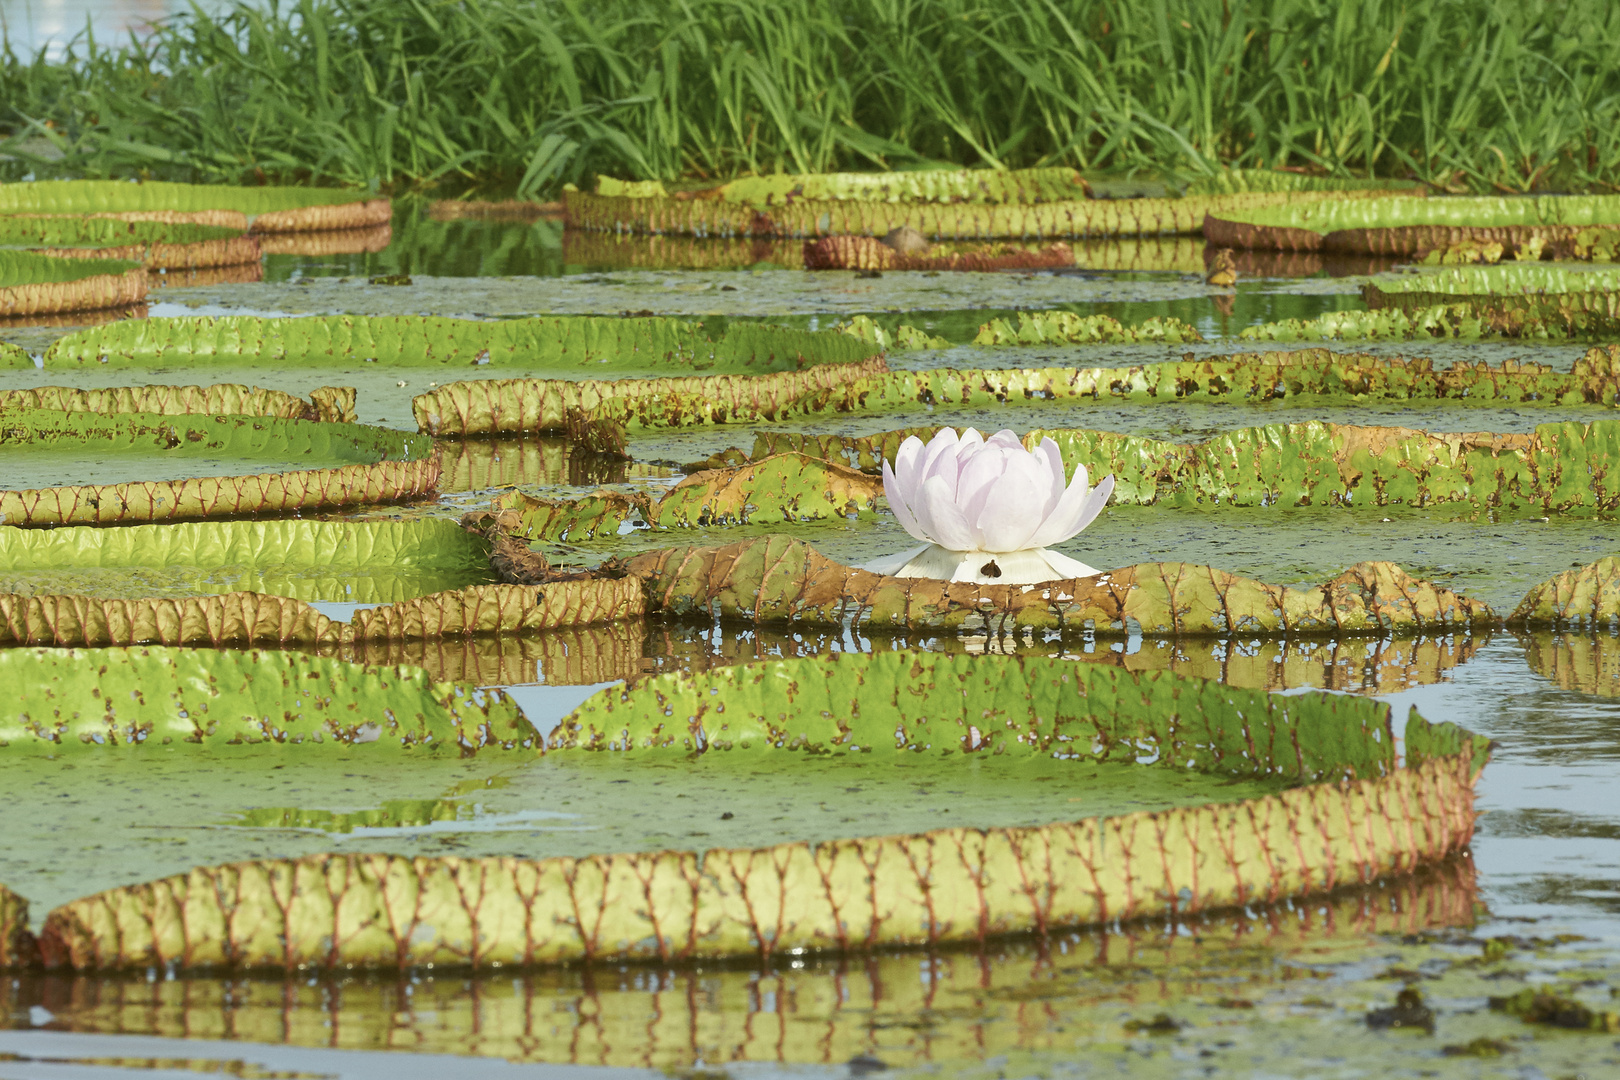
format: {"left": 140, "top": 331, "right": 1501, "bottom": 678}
{"left": 3, "top": 0, "right": 1619, "bottom": 196}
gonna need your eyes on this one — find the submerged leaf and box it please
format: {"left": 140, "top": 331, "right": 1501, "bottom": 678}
{"left": 31, "top": 652, "right": 1486, "bottom": 972}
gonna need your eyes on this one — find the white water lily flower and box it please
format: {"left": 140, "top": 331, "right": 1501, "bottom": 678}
{"left": 866, "top": 427, "right": 1114, "bottom": 585}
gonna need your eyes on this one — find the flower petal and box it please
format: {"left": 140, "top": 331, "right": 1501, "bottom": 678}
{"left": 953, "top": 444, "right": 1009, "bottom": 532}
{"left": 891, "top": 434, "right": 926, "bottom": 492}
{"left": 1024, "top": 472, "right": 1114, "bottom": 549}
{"left": 973, "top": 458, "right": 1046, "bottom": 550}
{"left": 881, "top": 458, "right": 930, "bottom": 543}
{"left": 914, "top": 473, "right": 976, "bottom": 551}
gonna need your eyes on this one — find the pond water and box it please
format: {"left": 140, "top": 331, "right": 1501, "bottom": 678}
{"left": 2, "top": 199, "right": 1620, "bottom": 1079}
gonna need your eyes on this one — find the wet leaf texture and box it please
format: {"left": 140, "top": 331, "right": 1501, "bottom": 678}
{"left": 27, "top": 653, "right": 1486, "bottom": 971}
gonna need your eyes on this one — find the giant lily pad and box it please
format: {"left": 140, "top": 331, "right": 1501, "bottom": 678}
{"left": 0, "top": 578, "right": 642, "bottom": 649}
{"left": 597, "top": 419, "right": 1620, "bottom": 515}
{"left": 618, "top": 536, "right": 1489, "bottom": 633}
{"left": 0, "top": 861, "right": 1481, "bottom": 1067}
{"left": 43, "top": 314, "right": 879, "bottom": 374}
{"left": 432, "top": 350, "right": 1620, "bottom": 440}
{"left": 0, "top": 411, "right": 437, "bottom": 525}
{"left": 1362, "top": 266, "right": 1620, "bottom": 336}
{"left": 0, "top": 383, "right": 354, "bottom": 421}
{"left": 0, "top": 250, "right": 145, "bottom": 317}
{"left": 27, "top": 651, "right": 1488, "bottom": 971}
{"left": 0, "top": 518, "right": 489, "bottom": 603}
{"left": 1205, "top": 194, "right": 1620, "bottom": 255}
{"left": 415, "top": 354, "right": 889, "bottom": 435}
{"left": 0, "top": 180, "right": 389, "bottom": 232}
{"left": 0, "top": 646, "right": 530, "bottom": 755}
{"left": 0, "top": 217, "right": 260, "bottom": 269}
{"left": 566, "top": 180, "right": 1427, "bottom": 240}
{"left": 1509, "top": 555, "right": 1620, "bottom": 628}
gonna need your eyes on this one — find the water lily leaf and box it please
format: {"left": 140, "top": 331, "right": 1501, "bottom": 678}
{"left": 0, "top": 577, "right": 641, "bottom": 649}
{"left": 654, "top": 453, "right": 881, "bottom": 527}
{"left": 29, "top": 652, "right": 1485, "bottom": 971}
{"left": 1363, "top": 266, "right": 1620, "bottom": 335}
{"left": 0, "top": 179, "right": 389, "bottom": 232}
{"left": 563, "top": 230, "right": 808, "bottom": 270}
{"left": 1206, "top": 194, "right": 1620, "bottom": 256}
{"left": 1, "top": 217, "right": 261, "bottom": 269}
{"left": 0, "top": 411, "right": 436, "bottom": 525}
{"left": 1236, "top": 305, "right": 1503, "bottom": 341}
{"left": 805, "top": 236, "right": 1076, "bottom": 272}
{"left": 1184, "top": 171, "right": 1427, "bottom": 197}
{"left": 974, "top": 312, "right": 1205, "bottom": 346}
{"left": 0, "top": 383, "right": 355, "bottom": 422}
{"left": 0, "top": 860, "right": 1479, "bottom": 1061}
{"left": 835, "top": 315, "right": 947, "bottom": 351}
{"left": 479, "top": 454, "right": 881, "bottom": 540}
{"left": 713, "top": 167, "right": 1094, "bottom": 205}
{"left": 0, "top": 250, "right": 146, "bottom": 317}
{"left": 416, "top": 355, "right": 888, "bottom": 436}
{"left": 0, "top": 645, "right": 530, "bottom": 755}
{"left": 567, "top": 185, "right": 1421, "bottom": 240}
{"left": 677, "top": 351, "right": 1620, "bottom": 439}
{"left": 557, "top": 651, "right": 1396, "bottom": 777}
{"left": 746, "top": 419, "right": 1620, "bottom": 513}
{"left": 624, "top": 536, "right": 1491, "bottom": 634}
{"left": 45, "top": 315, "right": 879, "bottom": 373}
{"left": 1509, "top": 556, "right": 1620, "bottom": 628}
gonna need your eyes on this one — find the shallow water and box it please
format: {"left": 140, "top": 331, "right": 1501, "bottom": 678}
{"left": 2, "top": 212, "right": 1620, "bottom": 1079}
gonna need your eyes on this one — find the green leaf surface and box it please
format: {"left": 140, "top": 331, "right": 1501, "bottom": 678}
{"left": 973, "top": 312, "right": 1205, "bottom": 346}
{"left": 558, "top": 651, "right": 1397, "bottom": 783}
{"left": 0, "top": 409, "right": 430, "bottom": 491}
{"left": 0, "top": 646, "right": 532, "bottom": 755}
{"left": 43, "top": 315, "right": 879, "bottom": 373}
{"left": 0, "top": 249, "right": 140, "bottom": 286}
{"left": 0, "top": 180, "right": 370, "bottom": 216}
{"left": 623, "top": 536, "right": 1492, "bottom": 634}
{"left": 0, "top": 217, "right": 242, "bottom": 248}
{"left": 26, "top": 652, "right": 1486, "bottom": 972}
{"left": 1214, "top": 195, "right": 1620, "bottom": 234}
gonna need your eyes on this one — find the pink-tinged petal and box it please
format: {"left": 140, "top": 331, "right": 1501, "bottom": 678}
{"left": 891, "top": 434, "right": 926, "bottom": 492}
{"left": 1035, "top": 437, "right": 1066, "bottom": 497}
{"left": 1024, "top": 472, "right": 1114, "bottom": 548}
{"left": 987, "top": 429, "right": 1023, "bottom": 451}
{"left": 973, "top": 463, "right": 1046, "bottom": 550}
{"left": 882, "top": 458, "right": 929, "bottom": 543}
{"left": 915, "top": 474, "right": 977, "bottom": 551}
{"left": 954, "top": 445, "right": 1009, "bottom": 527}
{"left": 1004, "top": 443, "right": 1062, "bottom": 519}
{"left": 917, "top": 429, "right": 964, "bottom": 498}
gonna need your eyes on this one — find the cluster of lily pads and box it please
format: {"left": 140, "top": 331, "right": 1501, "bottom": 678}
{"left": 3, "top": 171, "right": 1620, "bottom": 1013}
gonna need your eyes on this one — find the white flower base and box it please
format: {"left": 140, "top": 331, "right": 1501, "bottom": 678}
{"left": 864, "top": 543, "right": 1101, "bottom": 585}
